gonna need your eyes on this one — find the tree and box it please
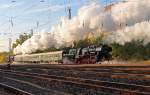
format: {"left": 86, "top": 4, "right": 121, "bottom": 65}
{"left": 110, "top": 43, "right": 122, "bottom": 59}
{"left": 12, "top": 33, "right": 31, "bottom": 49}
{"left": 111, "top": 40, "right": 150, "bottom": 60}
{"left": 72, "top": 35, "right": 104, "bottom": 48}
{"left": 93, "top": 36, "right": 103, "bottom": 45}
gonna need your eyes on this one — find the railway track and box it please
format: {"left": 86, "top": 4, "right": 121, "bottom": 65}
{"left": 1, "top": 69, "right": 150, "bottom": 95}
{"left": 2, "top": 66, "right": 150, "bottom": 88}
{"left": 1, "top": 63, "right": 150, "bottom": 72}
{"left": 9, "top": 64, "right": 150, "bottom": 75}
{"left": 0, "top": 71, "right": 67, "bottom": 95}
{"left": 0, "top": 82, "right": 33, "bottom": 95}
{"left": 23, "top": 67, "right": 150, "bottom": 77}
{"left": 8, "top": 64, "right": 150, "bottom": 70}
{"left": 0, "top": 70, "right": 107, "bottom": 95}
{"left": 9, "top": 64, "right": 150, "bottom": 80}
{"left": 13, "top": 67, "right": 150, "bottom": 86}
{"left": 2, "top": 65, "right": 150, "bottom": 84}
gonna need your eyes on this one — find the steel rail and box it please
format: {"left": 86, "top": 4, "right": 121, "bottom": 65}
{"left": 0, "top": 83, "right": 33, "bottom": 95}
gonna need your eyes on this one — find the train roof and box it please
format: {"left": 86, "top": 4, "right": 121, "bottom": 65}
{"left": 15, "top": 51, "right": 63, "bottom": 57}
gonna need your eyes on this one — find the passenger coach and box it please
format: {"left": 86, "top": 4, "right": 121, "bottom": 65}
{"left": 14, "top": 51, "right": 63, "bottom": 64}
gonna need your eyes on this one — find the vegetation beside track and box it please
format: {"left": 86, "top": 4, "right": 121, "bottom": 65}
{"left": 0, "top": 52, "right": 9, "bottom": 63}
{"left": 111, "top": 40, "right": 150, "bottom": 61}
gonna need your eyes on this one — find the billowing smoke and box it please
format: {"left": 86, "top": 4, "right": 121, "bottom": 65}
{"left": 111, "top": 0, "right": 150, "bottom": 26}
{"left": 14, "top": 32, "right": 57, "bottom": 54}
{"left": 105, "top": 21, "right": 150, "bottom": 45}
{"left": 105, "top": 0, "right": 150, "bottom": 44}
{"left": 14, "top": 0, "right": 150, "bottom": 54}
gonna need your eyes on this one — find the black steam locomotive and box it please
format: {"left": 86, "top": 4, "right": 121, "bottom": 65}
{"left": 63, "top": 44, "right": 112, "bottom": 64}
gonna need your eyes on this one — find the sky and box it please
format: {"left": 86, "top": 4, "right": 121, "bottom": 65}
{"left": 0, "top": 0, "right": 118, "bottom": 52}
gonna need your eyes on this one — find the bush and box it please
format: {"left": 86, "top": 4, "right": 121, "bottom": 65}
{"left": 111, "top": 40, "right": 150, "bottom": 60}
{"left": 0, "top": 52, "right": 9, "bottom": 63}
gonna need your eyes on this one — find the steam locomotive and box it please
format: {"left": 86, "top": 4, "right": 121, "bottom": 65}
{"left": 63, "top": 44, "right": 112, "bottom": 64}
{"left": 14, "top": 44, "right": 112, "bottom": 64}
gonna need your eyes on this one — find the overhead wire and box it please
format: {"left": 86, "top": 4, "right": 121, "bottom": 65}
{"left": 22, "top": 20, "right": 51, "bottom": 34}
{"left": 0, "top": 0, "right": 51, "bottom": 36}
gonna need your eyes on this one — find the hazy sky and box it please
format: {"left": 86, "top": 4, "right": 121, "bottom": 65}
{"left": 0, "top": 0, "right": 117, "bottom": 52}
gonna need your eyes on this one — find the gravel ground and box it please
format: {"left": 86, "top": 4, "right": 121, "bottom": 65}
{"left": 0, "top": 88, "right": 15, "bottom": 95}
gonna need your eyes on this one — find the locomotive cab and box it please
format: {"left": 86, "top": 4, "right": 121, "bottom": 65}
{"left": 62, "top": 49, "right": 77, "bottom": 64}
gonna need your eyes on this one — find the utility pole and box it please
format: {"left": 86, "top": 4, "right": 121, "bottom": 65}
{"left": 10, "top": 17, "right": 13, "bottom": 32}
{"left": 36, "top": 21, "right": 39, "bottom": 33}
{"left": 67, "top": 0, "right": 71, "bottom": 20}
{"left": 9, "top": 17, "right": 13, "bottom": 53}
{"left": 8, "top": 1, "right": 16, "bottom": 54}
{"left": 7, "top": 1, "right": 16, "bottom": 65}
{"left": 8, "top": 20, "right": 12, "bottom": 64}
{"left": 30, "top": 29, "right": 34, "bottom": 36}
{"left": 9, "top": 38, "right": 12, "bottom": 53}
{"left": 68, "top": 7, "right": 71, "bottom": 19}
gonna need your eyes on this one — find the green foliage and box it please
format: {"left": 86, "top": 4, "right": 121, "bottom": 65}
{"left": 12, "top": 33, "right": 31, "bottom": 49}
{"left": 93, "top": 36, "right": 103, "bottom": 45}
{"left": 111, "top": 40, "right": 150, "bottom": 60}
{"left": 73, "top": 38, "right": 90, "bottom": 48}
{"left": 73, "top": 36, "right": 103, "bottom": 48}
{"left": 110, "top": 43, "right": 122, "bottom": 59}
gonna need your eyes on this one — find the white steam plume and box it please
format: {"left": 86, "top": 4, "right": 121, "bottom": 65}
{"left": 14, "top": 32, "right": 57, "bottom": 54}
{"left": 14, "top": 0, "right": 150, "bottom": 54}
{"left": 111, "top": 0, "right": 150, "bottom": 26}
{"left": 105, "top": 21, "right": 150, "bottom": 45}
